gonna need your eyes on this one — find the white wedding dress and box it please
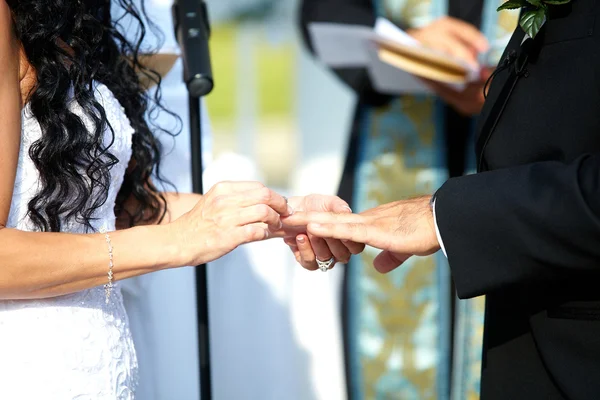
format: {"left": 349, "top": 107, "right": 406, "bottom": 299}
{"left": 0, "top": 83, "right": 138, "bottom": 399}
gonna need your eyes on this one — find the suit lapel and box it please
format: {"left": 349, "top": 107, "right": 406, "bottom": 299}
{"left": 475, "top": 30, "right": 531, "bottom": 171}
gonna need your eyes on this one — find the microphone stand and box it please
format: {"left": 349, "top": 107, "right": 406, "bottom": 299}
{"left": 190, "top": 96, "right": 211, "bottom": 400}
{"left": 172, "top": 1, "right": 214, "bottom": 399}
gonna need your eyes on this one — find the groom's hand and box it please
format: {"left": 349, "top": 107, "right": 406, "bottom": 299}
{"left": 279, "top": 195, "right": 365, "bottom": 270}
{"left": 286, "top": 196, "right": 440, "bottom": 273}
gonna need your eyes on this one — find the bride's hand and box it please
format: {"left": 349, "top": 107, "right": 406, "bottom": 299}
{"left": 281, "top": 195, "right": 365, "bottom": 271}
{"left": 169, "top": 181, "right": 292, "bottom": 266}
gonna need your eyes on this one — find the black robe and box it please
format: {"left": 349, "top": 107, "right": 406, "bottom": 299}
{"left": 299, "top": 1, "right": 487, "bottom": 399}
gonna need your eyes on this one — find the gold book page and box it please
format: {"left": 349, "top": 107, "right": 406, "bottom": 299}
{"left": 375, "top": 38, "right": 469, "bottom": 84}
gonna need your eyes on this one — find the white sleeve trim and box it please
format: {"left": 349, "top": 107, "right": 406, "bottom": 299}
{"left": 432, "top": 199, "right": 448, "bottom": 257}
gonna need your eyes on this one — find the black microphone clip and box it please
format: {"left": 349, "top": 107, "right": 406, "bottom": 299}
{"left": 172, "top": 0, "right": 214, "bottom": 98}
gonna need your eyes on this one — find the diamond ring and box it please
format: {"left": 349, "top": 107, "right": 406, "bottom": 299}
{"left": 316, "top": 257, "right": 335, "bottom": 272}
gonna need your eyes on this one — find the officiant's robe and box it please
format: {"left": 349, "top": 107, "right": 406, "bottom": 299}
{"left": 300, "top": 0, "right": 517, "bottom": 399}
{"left": 434, "top": 0, "right": 600, "bottom": 398}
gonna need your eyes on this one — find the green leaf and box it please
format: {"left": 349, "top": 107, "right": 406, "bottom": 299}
{"left": 543, "top": 0, "right": 571, "bottom": 4}
{"left": 497, "top": 0, "right": 529, "bottom": 11}
{"left": 520, "top": 8, "right": 547, "bottom": 38}
{"left": 527, "top": 0, "right": 542, "bottom": 6}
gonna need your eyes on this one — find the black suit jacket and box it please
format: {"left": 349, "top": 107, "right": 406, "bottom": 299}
{"left": 436, "top": 0, "right": 600, "bottom": 398}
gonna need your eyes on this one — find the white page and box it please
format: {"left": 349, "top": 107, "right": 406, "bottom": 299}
{"left": 307, "top": 23, "right": 374, "bottom": 67}
{"left": 374, "top": 17, "right": 419, "bottom": 47}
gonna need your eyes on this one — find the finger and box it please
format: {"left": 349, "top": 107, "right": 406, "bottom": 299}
{"left": 245, "top": 187, "right": 292, "bottom": 217}
{"left": 220, "top": 187, "right": 292, "bottom": 217}
{"left": 297, "top": 235, "right": 318, "bottom": 271}
{"left": 373, "top": 251, "right": 412, "bottom": 274}
{"left": 441, "top": 18, "right": 489, "bottom": 52}
{"left": 234, "top": 223, "right": 271, "bottom": 245}
{"left": 234, "top": 204, "right": 282, "bottom": 231}
{"left": 480, "top": 67, "right": 493, "bottom": 82}
{"left": 210, "top": 181, "right": 265, "bottom": 195}
{"left": 308, "top": 222, "right": 374, "bottom": 247}
{"left": 342, "top": 239, "right": 366, "bottom": 255}
{"left": 434, "top": 36, "right": 479, "bottom": 68}
{"left": 325, "top": 238, "right": 351, "bottom": 264}
{"left": 283, "top": 237, "right": 297, "bottom": 247}
{"left": 305, "top": 194, "right": 352, "bottom": 213}
{"left": 308, "top": 234, "right": 334, "bottom": 263}
{"left": 284, "top": 211, "right": 364, "bottom": 227}
{"left": 292, "top": 249, "right": 302, "bottom": 265}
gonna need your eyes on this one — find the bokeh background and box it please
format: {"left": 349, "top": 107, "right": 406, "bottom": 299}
{"left": 205, "top": 0, "right": 354, "bottom": 191}
{"left": 123, "top": 0, "right": 357, "bottom": 399}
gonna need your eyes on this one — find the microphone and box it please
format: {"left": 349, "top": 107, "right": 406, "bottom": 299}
{"left": 172, "top": 0, "right": 214, "bottom": 98}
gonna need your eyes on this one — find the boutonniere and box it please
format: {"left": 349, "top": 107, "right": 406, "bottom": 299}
{"left": 497, "top": 0, "right": 572, "bottom": 38}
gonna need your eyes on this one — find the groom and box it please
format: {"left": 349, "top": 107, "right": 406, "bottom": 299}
{"left": 287, "top": 0, "right": 600, "bottom": 398}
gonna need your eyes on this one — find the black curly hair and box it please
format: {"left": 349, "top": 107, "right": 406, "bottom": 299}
{"left": 6, "top": 0, "right": 179, "bottom": 232}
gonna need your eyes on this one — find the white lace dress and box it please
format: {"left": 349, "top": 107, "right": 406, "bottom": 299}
{"left": 0, "top": 83, "right": 139, "bottom": 399}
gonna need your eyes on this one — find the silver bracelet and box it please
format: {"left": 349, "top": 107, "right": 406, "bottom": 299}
{"left": 99, "top": 228, "right": 114, "bottom": 304}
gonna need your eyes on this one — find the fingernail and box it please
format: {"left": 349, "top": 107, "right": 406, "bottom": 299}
{"left": 344, "top": 206, "right": 353, "bottom": 213}
{"left": 311, "top": 224, "right": 321, "bottom": 229}
{"left": 297, "top": 236, "right": 305, "bottom": 243}
{"left": 278, "top": 221, "right": 283, "bottom": 230}
{"left": 287, "top": 205, "right": 295, "bottom": 216}
{"left": 342, "top": 239, "right": 349, "bottom": 243}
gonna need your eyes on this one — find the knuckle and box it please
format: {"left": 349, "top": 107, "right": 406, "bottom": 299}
{"left": 255, "top": 204, "right": 272, "bottom": 220}
{"left": 211, "top": 195, "right": 228, "bottom": 209}
{"left": 213, "top": 181, "right": 227, "bottom": 193}
{"left": 213, "top": 214, "right": 225, "bottom": 226}
{"left": 257, "top": 187, "right": 272, "bottom": 202}
{"left": 245, "top": 225, "right": 266, "bottom": 242}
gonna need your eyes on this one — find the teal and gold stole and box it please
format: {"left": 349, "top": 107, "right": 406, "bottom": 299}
{"left": 346, "top": 1, "right": 518, "bottom": 399}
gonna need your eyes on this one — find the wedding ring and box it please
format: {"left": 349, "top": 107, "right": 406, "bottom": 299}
{"left": 316, "top": 257, "right": 335, "bottom": 272}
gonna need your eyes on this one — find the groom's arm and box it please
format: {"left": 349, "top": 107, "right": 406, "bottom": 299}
{"left": 435, "top": 154, "right": 600, "bottom": 299}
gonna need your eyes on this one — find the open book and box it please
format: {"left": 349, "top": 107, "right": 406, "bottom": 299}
{"left": 308, "top": 18, "right": 482, "bottom": 94}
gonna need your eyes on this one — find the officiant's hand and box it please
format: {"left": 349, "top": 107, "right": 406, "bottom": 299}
{"left": 407, "top": 17, "right": 491, "bottom": 115}
{"left": 407, "top": 17, "right": 489, "bottom": 69}
{"left": 284, "top": 196, "right": 439, "bottom": 273}
{"left": 279, "top": 195, "right": 365, "bottom": 270}
{"left": 423, "top": 67, "right": 492, "bottom": 116}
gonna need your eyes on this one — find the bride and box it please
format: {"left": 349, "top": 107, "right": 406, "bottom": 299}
{"left": 0, "top": 0, "right": 362, "bottom": 398}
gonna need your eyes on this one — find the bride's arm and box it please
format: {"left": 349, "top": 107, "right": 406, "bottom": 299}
{"left": 0, "top": 179, "right": 289, "bottom": 300}
{"left": 0, "top": 0, "right": 21, "bottom": 228}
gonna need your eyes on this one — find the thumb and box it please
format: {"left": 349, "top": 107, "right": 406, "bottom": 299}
{"left": 333, "top": 202, "right": 352, "bottom": 213}
{"left": 373, "top": 251, "right": 412, "bottom": 274}
{"left": 319, "top": 196, "right": 352, "bottom": 213}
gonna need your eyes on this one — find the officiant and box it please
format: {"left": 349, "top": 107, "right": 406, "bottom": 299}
{"left": 299, "top": 1, "right": 517, "bottom": 398}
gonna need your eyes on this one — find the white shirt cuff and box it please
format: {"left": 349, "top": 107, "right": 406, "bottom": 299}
{"left": 432, "top": 199, "right": 448, "bottom": 257}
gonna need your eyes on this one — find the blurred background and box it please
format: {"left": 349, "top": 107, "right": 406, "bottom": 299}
{"left": 123, "top": 0, "right": 356, "bottom": 399}
{"left": 205, "top": 0, "right": 354, "bottom": 191}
